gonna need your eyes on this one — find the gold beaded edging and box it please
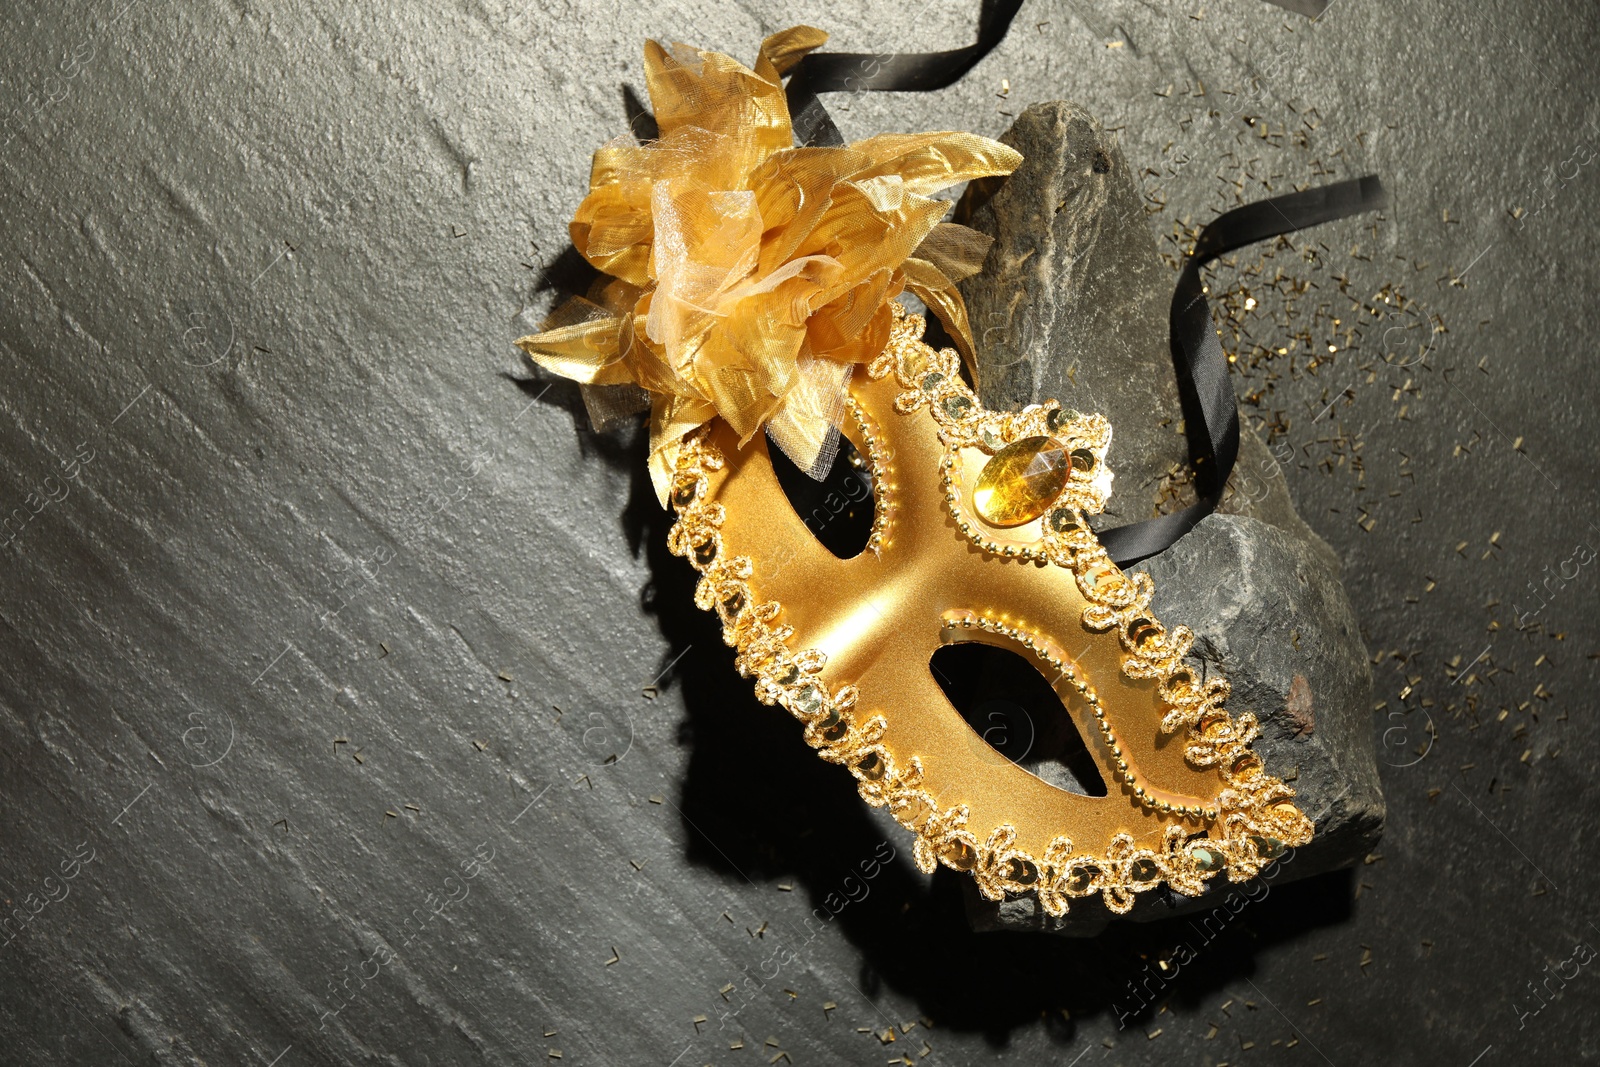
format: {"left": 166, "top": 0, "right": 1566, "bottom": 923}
{"left": 663, "top": 309, "right": 1311, "bottom": 917}
{"left": 842, "top": 394, "right": 892, "bottom": 557}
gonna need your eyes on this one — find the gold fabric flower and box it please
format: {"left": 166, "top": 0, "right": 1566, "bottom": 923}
{"left": 516, "top": 27, "right": 1021, "bottom": 502}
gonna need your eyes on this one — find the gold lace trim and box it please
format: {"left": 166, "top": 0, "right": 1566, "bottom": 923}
{"left": 663, "top": 310, "right": 1310, "bottom": 916}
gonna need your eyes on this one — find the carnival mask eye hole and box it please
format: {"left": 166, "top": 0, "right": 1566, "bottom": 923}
{"left": 766, "top": 429, "right": 878, "bottom": 560}
{"left": 929, "top": 642, "right": 1107, "bottom": 798}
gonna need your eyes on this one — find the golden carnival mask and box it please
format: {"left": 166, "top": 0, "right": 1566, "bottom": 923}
{"left": 519, "top": 27, "right": 1314, "bottom": 916}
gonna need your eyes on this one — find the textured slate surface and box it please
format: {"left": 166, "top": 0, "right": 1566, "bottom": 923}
{"left": 1, "top": 1, "right": 1597, "bottom": 1065}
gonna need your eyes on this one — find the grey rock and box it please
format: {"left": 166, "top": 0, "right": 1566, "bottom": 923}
{"left": 954, "top": 103, "right": 1383, "bottom": 933}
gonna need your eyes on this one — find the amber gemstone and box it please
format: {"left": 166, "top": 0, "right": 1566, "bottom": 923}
{"left": 972, "top": 436, "right": 1071, "bottom": 527}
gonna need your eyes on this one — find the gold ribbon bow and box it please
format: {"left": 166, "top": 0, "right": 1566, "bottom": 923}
{"left": 516, "top": 26, "right": 1022, "bottom": 503}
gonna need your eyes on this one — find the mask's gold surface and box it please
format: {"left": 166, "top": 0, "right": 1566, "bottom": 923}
{"left": 667, "top": 308, "right": 1311, "bottom": 915}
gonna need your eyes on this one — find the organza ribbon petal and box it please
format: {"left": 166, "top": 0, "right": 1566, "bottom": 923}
{"left": 901, "top": 256, "right": 979, "bottom": 376}
{"left": 846, "top": 132, "right": 1024, "bottom": 196}
{"left": 519, "top": 28, "right": 1023, "bottom": 505}
{"left": 648, "top": 393, "right": 719, "bottom": 501}
{"left": 516, "top": 300, "right": 634, "bottom": 387}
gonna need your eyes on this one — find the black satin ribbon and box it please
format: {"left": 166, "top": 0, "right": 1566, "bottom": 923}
{"left": 782, "top": 8, "right": 1390, "bottom": 564}
{"left": 784, "top": 0, "right": 1025, "bottom": 148}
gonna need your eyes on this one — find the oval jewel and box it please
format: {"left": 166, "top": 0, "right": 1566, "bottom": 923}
{"left": 971, "top": 436, "right": 1070, "bottom": 527}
